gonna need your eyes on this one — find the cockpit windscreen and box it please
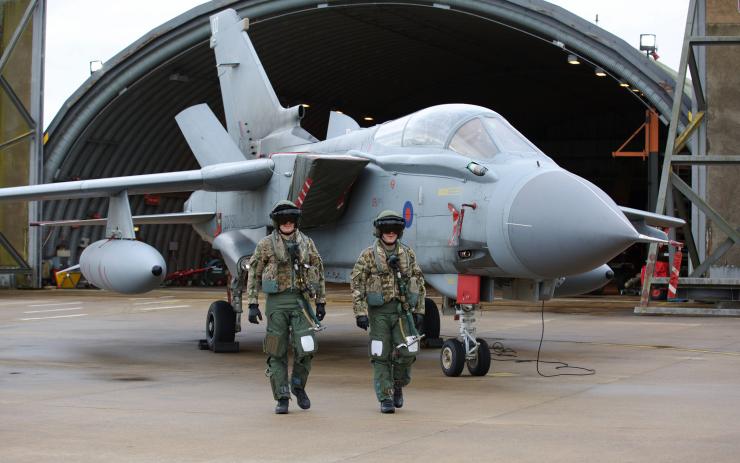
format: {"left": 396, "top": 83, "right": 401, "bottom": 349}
{"left": 373, "top": 104, "right": 547, "bottom": 162}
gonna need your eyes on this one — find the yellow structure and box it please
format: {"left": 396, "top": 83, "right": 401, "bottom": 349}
{"left": 55, "top": 269, "right": 81, "bottom": 289}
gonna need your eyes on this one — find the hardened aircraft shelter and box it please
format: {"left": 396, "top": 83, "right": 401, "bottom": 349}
{"left": 19, "top": 0, "right": 696, "bottom": 274}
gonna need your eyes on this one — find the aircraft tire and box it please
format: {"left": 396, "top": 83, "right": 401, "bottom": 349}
{"left": 206, "top": 300, "right": 236, "bottom": 350}
{"left": 422, "top": 298, "right": 441, "bottom": 340}
{"left": 466, "top": 338, "right": 491, "bottom": 376}
{"left": 440, "top": 339, "right": 465, "bottom": 377}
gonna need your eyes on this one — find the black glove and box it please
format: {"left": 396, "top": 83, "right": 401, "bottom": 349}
{"left": 413, "top": 312, "right": 424, "bottom": 327}
{"left": 356, "top": 315, "right": 369, "bottom": 331}
{"left": 248, "top": 303, "right": 262, "bottom": 324}
{"left": 315, "top": 303, "right": 326, "bottom": 321}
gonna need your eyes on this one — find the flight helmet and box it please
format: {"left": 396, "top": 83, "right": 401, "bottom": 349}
{"left": 270, "top": 200, "right": 301, "bottom": 229}
{"left": 373, "top": 210, "right": 405, "bottom": 239}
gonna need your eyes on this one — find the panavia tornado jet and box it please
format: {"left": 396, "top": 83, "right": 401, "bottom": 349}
{"left": 0, "top": 9, "right": 683, "bottom": 376}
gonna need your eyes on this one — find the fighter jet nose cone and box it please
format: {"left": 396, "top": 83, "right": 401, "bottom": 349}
{"left": 506, "top": 171, "right": 638, "bottom": 278}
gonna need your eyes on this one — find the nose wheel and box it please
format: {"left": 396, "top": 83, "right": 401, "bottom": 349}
{"left": 466, "top": 338, "right": 491, "bottom": 376}
{"left": 439, "top": 303, "right": 491, "bottom": 376}
{"left": 441, "top": 339, "right": 465, "bottom": 376}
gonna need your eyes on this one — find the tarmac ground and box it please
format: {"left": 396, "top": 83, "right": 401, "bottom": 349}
{"left": 2, "top": 286, "right": 740, "bottom": 462}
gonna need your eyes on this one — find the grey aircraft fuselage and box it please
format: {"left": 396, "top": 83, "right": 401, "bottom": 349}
{"left": 186, "top": 102, "right": 646, "bottom": 302}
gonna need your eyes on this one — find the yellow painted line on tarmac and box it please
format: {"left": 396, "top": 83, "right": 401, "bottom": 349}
{"left": 489, "top": 372, "right": 519, "bottom": 377}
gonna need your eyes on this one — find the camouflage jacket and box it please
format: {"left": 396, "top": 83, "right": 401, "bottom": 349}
{"left": 350, "top": 240, "right": 425, "bottom": 317}
{"left": 246, "top": 230, "right": 326, "bottom": 305}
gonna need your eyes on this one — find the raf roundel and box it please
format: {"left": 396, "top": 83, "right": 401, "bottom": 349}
{"left": 402, "top": 201, "right": 413, "bottom": 228}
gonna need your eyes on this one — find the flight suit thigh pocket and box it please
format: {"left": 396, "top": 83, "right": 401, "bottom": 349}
{"left": 293, "top": 329, "right": 317, "bottom": 357}
{"left": 263, "top": 311, "right": 287, "bottom": 357}
{"left": 369, "top": 337, "right": 390, "bottom": 359}
{"left": 263, "top": 330, "right": 287, "bottom": 357}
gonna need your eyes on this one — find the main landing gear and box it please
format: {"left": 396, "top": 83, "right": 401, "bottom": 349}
{"left": 199, "top": 300, "right": 238, "bottom": 352}
{"left": 198, "top": 257, "right": 245, "bottom": 353}
{"left": 439, "top": 303, "right": 491, "bottom": 377}
{"left": 420, "top": 298, "right": 443, "bottom": 348}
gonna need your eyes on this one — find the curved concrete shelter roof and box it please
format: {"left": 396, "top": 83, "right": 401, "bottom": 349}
{"left": 42, "top": 0, "right": 689, "bottom": 268}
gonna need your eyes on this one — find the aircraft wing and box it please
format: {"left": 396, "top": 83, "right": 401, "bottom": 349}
{"left": 0, "top": 159, "right": 274, "bottom": 202}
{"left": 30, "top": 212, "right": 214, "bottom": 227}
{"left": 288, "top": 154, "right": 369, "bottom": 228}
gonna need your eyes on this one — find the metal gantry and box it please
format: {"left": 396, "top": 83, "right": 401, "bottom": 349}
{"left": 0, "top": 0, "right": 45, "bottom": 286}
{"left": 636, "top": 0, "right": 740, "bottom": 314}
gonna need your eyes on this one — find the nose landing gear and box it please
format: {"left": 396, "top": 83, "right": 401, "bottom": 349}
{"left": 439, "top": 302, "right": 491, "bottom": 377}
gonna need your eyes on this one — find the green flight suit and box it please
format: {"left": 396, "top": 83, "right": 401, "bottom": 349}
{"left": 246, "top": 230, "right": 326, "bottom": 400}
{"left": 351, "top": 240, "right": 426, "bottom": 402}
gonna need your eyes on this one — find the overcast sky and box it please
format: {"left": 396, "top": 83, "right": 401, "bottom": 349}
{"left": 44, "top": 0, "right": 690, "bottom": 128}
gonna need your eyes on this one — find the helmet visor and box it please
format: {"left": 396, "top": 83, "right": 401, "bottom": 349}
{"left": 271, "top": 208, "right": 301, "bottom": 225}
{"left": 377, "top": 223, "right": 404, "bottom": 236}
{"left": 274, "top": 213, "right": 300, "bottom": 225}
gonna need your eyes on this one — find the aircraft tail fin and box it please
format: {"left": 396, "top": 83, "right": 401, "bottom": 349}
{"left": 210, "top": 9, "right": 306, "bottom": 157}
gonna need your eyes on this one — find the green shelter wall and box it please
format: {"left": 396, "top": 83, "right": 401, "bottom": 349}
{"left": 0, "top": 0, "right": 33, "bottom": 269}
{"left": 706, "top": 1, "right": 740, "bottom": 269}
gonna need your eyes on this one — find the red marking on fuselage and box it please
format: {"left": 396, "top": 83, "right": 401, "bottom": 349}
{"left": 448, "top": 203, "right": 463, "bottom": 246}
{"left": 214, "top": 213, "right": 222, "bottom": 238}
{"left": 295, "top": 178, "right": 313, "bottom": 207}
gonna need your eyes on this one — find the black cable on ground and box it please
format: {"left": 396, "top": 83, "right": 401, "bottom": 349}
{"left": 487, "top": 301, "right": 595, "bottom": 377}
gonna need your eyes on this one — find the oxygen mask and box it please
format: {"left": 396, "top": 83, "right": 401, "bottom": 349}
{"left": 387, "top": 254, "right": 400, "bottom": 271}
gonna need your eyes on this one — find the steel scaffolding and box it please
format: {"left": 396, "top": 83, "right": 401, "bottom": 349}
{"left": 636, "top": 0, "right": 740, "bottom": 315}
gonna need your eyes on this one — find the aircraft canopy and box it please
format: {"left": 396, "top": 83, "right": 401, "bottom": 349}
{"left": 448, "top": 116, "right": 541, "bottom": 160}
{"left": 373, "top": 103, "right": 545, "bottom": 161}
{"left": 374, "top": 104, "right": 491, "bottom": 147}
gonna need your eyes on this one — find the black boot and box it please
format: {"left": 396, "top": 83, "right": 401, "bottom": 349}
{"left": 380, "top": 399, "right": 395, "bottom": 414}
{"left": 393, "top": 384, "right": 404, "bottom": 408}
{"left": 293, "top": 388, "right": 311, "bottom": 410}
{"left": 275, "top": 398, "right": 289, "bottom": 414}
